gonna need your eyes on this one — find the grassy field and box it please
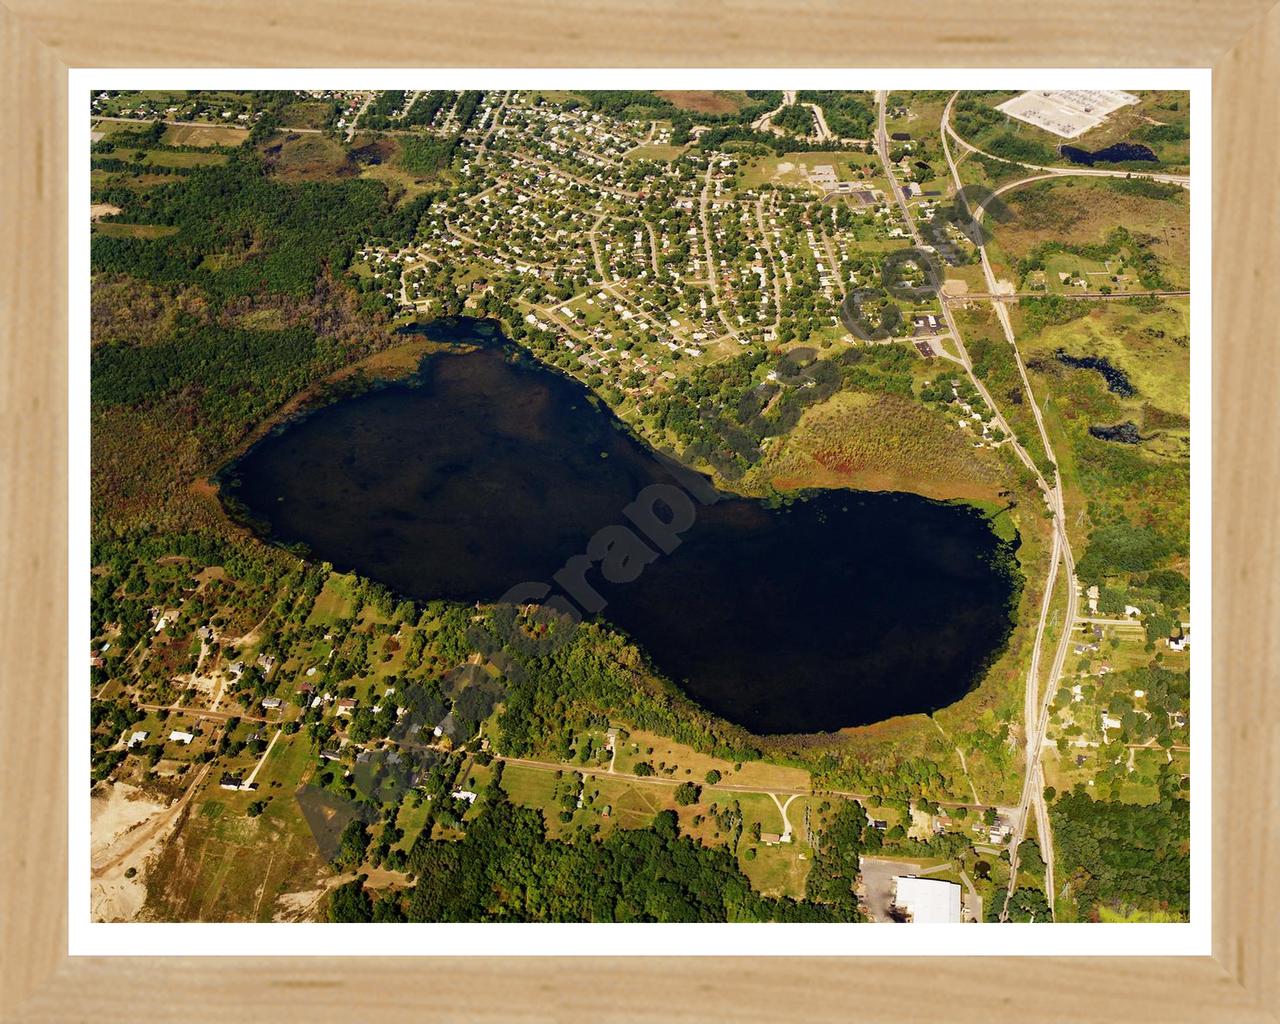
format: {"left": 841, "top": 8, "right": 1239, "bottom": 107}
{"left": 263, "top": 133, "right": 352, "bottom": 182}
{"left": 143, "top": 736, "right": 327, "bottom": 922}
{"left": 93, "top": 222, "right": 180, "bottom": 239}
{"left": 736, "top": 150, "right": 880, "bottom": 192}
{"left": 141, "top": 148, "right": 229, "bottom": 169}
{"left": 655, "top": 90, "right": 751, "bottom": 115}
{"left": 986, "top": 178, "right": 1189, "bottom": 291}
{"left": 161, "top": 123, "right": 250, "bottom": 148}
{"left": 622, "top": 143, "right": 688, "bottom": 162}
{"left": 498, "top": 762, "right": 560, "bottom": 808}
{"left": 91, "top": 119, "right": 146, "bottom": 139}
{"left": 305, "top": 574, "right": 358, "bottom": 626}
{"left": 885, "top": 91, "right": 949, "bottom": 145}
{"left": 942, "top": 263, "right": 989, "bottom": 294}
{"left": 278, "top": 100, "right": 337, "bottom": 130}
{"left": 738, "top": 835, "right": 813, "bottom": 899}
{"left": 1019, "top": 298, "right": 1190, "bottom": 419}
{"left": 1097, "top": 905, "right": 1185, "bottom": 923}
{"left": 90, "top": 168, "right": 175, "bottom": 192}
{"left": 361, "top": 162, "right": 440, "bottom": 202}
{"left": 756, "top": 388, "right": 1008, "bottom": 503}
{"left": 613, "top": 729, "right": 810, "bottom": 792}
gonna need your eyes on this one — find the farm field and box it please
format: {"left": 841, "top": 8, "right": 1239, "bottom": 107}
{"left": 655, "top": 90, "right": 752, "bottom": 114}
{"left": 162, "top": 123, "right": 251, "bottom": 147}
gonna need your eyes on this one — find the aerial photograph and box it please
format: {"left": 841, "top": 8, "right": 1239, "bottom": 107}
{"left": 88, "top": 87, "right": 1192, "bottom": 926}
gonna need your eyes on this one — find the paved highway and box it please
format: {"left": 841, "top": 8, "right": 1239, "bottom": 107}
{"left": 940, "top": 91, "right": 1091, "bottom": 920}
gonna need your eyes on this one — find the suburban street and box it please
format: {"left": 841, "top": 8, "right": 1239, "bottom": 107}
{"left": 345, "top": 92, "right": 374, "bottom": 141}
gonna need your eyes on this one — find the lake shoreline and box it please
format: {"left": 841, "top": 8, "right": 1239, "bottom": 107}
{"left": 220, "top": 316, "right": 1023, "bottom": 737}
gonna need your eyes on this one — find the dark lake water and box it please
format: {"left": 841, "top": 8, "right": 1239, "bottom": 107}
{"left": 1059, "top": 142, "right": 1157, "bottom": 166}
{"left": 1089, "top": 421, "right": 1142, "bottom": 444}
{"left": 222, "top": 319, "right": 1020, "bottom": 735}
{"left": 1055, "top": 349, "right": 1135, "bottom": 396}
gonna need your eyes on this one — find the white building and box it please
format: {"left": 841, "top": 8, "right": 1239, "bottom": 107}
{"left": 892, "top": 876, "right": 963, "bottom": 923}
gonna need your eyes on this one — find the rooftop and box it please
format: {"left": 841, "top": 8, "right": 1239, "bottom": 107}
{"left": 893, "top": 876, "right": 962, "bottom": 923}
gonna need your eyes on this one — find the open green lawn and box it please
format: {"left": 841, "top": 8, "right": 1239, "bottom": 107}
{"left": 141, "top": 148, "right": 229, "bottom": 169}
{"left": 738, "top": 841, "right": 813, "bottom": 900}
{"left": 498, "top": 763, "right": 560, "bottom": 814}
{"left": 622, "top": 143, "right": 688, "bottom": 162}
{"left": 392, "top": 797, "right": 433, "bottom": 852}
{"left": 306, "top": 573, "right": 357, "bottom": 626}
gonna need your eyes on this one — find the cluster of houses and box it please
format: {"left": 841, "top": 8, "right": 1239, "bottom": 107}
{"left": 932, "top": 809, "right": 1013, "bottom": 846}
{"left": 352, "top": 94, "right": 958, "bottom": 412}
{"left": 91, "top": 92, "right": 264, "bottom": 126}
{"left": 939, "top": 379, "right": 1003, "bottom": 447}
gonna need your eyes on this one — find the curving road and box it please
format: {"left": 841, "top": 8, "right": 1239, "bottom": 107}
{"left": 873, "top": 91, "right": 1042, "bottom": 485}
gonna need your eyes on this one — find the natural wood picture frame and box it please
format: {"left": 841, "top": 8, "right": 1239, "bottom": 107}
{"left": 1, "top": 2, "right": 1276, "bottom": 1019}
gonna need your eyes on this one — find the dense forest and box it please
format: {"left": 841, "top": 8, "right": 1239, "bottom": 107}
{"left": 92, "top": 153, "right": 391, "bottom": 300}
{"left": 1052, "top": 782, "right": 1191, "bottom": 918}
{"left": 796, "top": 91, "right": 877, "bottom": 138}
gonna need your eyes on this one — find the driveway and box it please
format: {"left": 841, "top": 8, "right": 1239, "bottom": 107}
{"left": 858, "top": 856, "right": 924, "bottom": 923}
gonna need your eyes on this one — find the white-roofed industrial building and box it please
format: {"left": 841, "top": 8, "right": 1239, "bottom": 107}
{"left": 891, "top": 876, "right": 963, "bottom": 923}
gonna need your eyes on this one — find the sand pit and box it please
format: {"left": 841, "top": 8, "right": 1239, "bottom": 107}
{"left": 90, "top": 782, "right": 171, "bottom": 921}
{"left": 91, "top": 782, "right": 168, "bottom": 862}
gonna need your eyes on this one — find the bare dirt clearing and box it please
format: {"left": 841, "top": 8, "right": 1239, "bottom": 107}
{"left": 90, "top": 781, "right": 174, "bottom": 921}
